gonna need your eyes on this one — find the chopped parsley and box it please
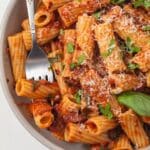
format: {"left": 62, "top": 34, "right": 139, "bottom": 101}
{"left": 142, "top": 25, "right": 150, "bottom": 31}
{"left": 59, "top": 29, "right": 64, "bottom": 35}
{"left": 98, "top": 104, "right": 113, "bottom": 119}
{"left": 48, "top": 54, "right": 62, "bottom": 64}
{"left": 126, "top": 37, "right": 140, "bottom": 54}
{"left": 92, "top": 11, "right": 101, "bottom": 20}
{"left": 133, "top": 0, "right": 150, "bottom": 8}
{"left": 70, "top": 62, "right": 77, "bottom": 70}
{"left": 108, "top": 39, "right": 115, "bottom": 53}
{"left": 102, "top": 39, "right": 115, "bottom": 58}
{"left": 77, "top": 54, "right": 86, "bottom": 65}
{"left": 67, "top": 42, "right": 74, "bottom": 53}
{"left": 128, "top": 63, "right": 139, "bottom": 70}
{"left": 74, "top": 90, "right": 83, "bottom": 104}
{"left": 111, "top": 0, "right": 125, "bottom": 4}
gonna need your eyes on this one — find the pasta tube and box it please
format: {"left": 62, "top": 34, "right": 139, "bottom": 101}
{"left": 30, "top": 101, "right": 54, "bottom": 128}
{"left": 58, "top": 94, "right": 81, "bottom": 116}
{"left": 86, "top": 116, "right": 117, "bottom": 135}
{"left": 119, "top": 109, "right": 149, "bottom": 148}
{"left": 22, "top": 21, "right": 60, "bottom": 50}
{"left": 112, "top": 134, "right": 133, "bottom": 150}
{"left": 21, "top": 19, "right": 30, "bottom": 30}
{"left": 113, "top": 13, "right": 150, "bottom": 52}
{"left": 8, "top": 33, "right": 27, "bottom": 81}
{"left": 62, "top": 30, "right": 76, "bottom": 78}
{"left": 48, "top": 50, "right": 70, "bottom": 95}
{"left": 109, "top": 73, "right": 139, "bottom": 94}
{"left": 64, "top": 123, "right": 110, "bottom": 144}
{"left": 101, "top": 6, "right": 123, "bottom": 23}
{"left": 58, "top": 0, "right": 110, "bottom": 27}
{"left": 42, "top": 0, "right": 71, "bottom": 10}
{"left": 131, "top": 50, "right": 150, "bottom": 72}
{"left": 73, "top": 14, "right": 95, "bottom": 63}
{"left": 34, "top": 10, "right": 54, "bottom": 27}
{"left": 16, "top": 79, "right": 60, "bottom": 99}
{"left": 94, "top": 22, "right": 126, "bottom": 74}
{"left": 124, "top": 4, "right": 150, "bottom": 25}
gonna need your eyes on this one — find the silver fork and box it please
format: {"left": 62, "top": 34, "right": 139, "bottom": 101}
{"left": 25, "top": 0, "right": 53, "bottom": 82}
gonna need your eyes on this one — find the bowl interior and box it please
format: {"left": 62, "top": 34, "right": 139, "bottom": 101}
{"left": 0, "top": 1, "right": 88, "bottom": 150}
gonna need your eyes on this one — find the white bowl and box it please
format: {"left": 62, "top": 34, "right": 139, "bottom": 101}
{"left": 0, "top": 1, "right": 149, "bottom": 150}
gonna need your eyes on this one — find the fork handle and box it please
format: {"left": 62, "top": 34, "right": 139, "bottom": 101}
{"left": 26, "top": 0, "right": 36, "bottom": 44}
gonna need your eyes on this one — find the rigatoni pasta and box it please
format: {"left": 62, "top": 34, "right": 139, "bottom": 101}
{"left": 73, "top": 14, "right": 95, "bottom": 63}
{"left": 42, "top": 0, "right": 71, "bottom": 10}
{"left": 8, "top": 33, "right": 27, "bottom": 81}
{"left": 64, "top": 123, "right": 110, "bottom": 144}
{"left": 119, "top": 110, "right": 149, "bottom": 148}
{"left": 22, "top": 21, "right": 60, "bottom": 50}
{"left": 86, "top": 116, "right": 117, "bottom": 135}
{"left": 16, "top": 79, "right": 60, "bottom": 99}
{"left": 112, "top": 134, "right": 133, "bottom": 150}
{"left": 94, "top": 22, "right": 126, "bottom": 74}
{"left": 29, "top": 101, "right": 54, "bottom": 128}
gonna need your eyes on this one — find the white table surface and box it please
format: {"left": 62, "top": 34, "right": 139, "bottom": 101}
{"left": 0, "top": 1, "right": 48, "bottom": 150}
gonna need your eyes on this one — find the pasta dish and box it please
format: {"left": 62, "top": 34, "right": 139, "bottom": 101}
{"left": 7, "top": 0, "right": 150, "bottom": 149}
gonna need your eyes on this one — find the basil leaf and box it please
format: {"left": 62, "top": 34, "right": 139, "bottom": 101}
{"left": 74, "top": 90, "right": 83, "bottom": 104}
{"left": 126, "top": 37, "right": 140, "bottom": 53}
{"left": 111, "top": 0, "right": 125, "bottom": 4}
{"left": 78, "top": 54, "right": 86, "bottom": 65}
{"left": 98, "top": 104, "right": 113, "bottom": 119}
{"left": 128, "top": 63, "right": 139, "bottom": 70}
{"left": 142, "top": 25, "right": 150, "bottom": 31}
{"left": 133, "top": 0, "right": 150, "bottom": 8}
{"left": 67, "top": 42, "right": 74, "bottom": 53}
{"left": 118, "top": 91, "right": 150, "bottom": 116}
{"left": 92, "top": 11, "right": 101, "bottom": 20}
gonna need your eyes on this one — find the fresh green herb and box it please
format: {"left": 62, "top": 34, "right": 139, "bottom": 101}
{"left": 101, "top": 52, "right": 109, "bottom": 58}
{"left": 70, "top": 62, "right": 77, "bottom": 70}
{"left": 118, "top": 91, "right": 150, "bottom": 116}
{"left": 77, "top": 54, "right": 86, "bottom": 65}
{"left": 108, "top": 39, "right": 115, "bottom": 53}
{"left": 98, "top": 104, "right": 113, "bottom": 119}
{"left": 111, "top": 0, "right": 125, "bottom": 4}
{"left": 74, "top": 90, "right": 83, "bottom": 104}
{"left": 67, "top": 42, "right": 74, "bottom": 53}
{"left": 101, "top": 39, "right": 116, "bottom": 58}
{"left": 133, "top": 0, "right": 150, "bottom": 8}
{"left": 126, "top": 37, "right": 140, "bottom": 54}
{"left": 142, "top": 25, "right": 150, "bottom": 31}
{"left": 60, "top": 29, "right": 64, "bottom": 35}
{"left": 92, "top": 11, "right": 101, "bottom": 20}
{"left": 128, "top": 63, "right": 139, "bottom": 70}
{"left": 48, "top": 54, "right": 62, "bottom": 64}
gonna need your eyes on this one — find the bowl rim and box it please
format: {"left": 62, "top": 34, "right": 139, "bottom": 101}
{"left": 0, "top": 1, "right": 63, "bottom": 150}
